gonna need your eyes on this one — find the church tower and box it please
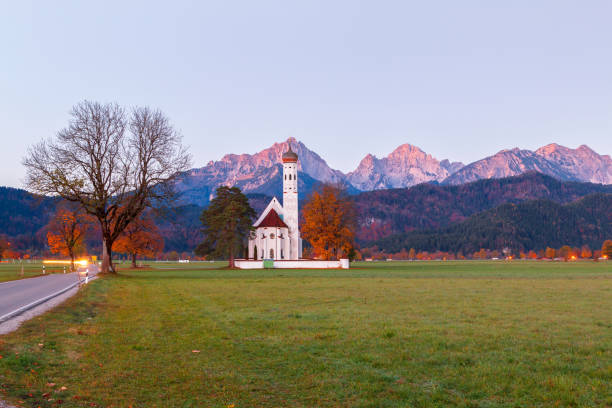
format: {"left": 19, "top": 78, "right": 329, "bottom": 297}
{"left": 282, "top": 145, "right": 301, "bottom": 259}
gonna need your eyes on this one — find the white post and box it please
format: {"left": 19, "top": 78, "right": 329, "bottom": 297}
{"left": 42, "top": 265, "right": 45, "bottom": 274}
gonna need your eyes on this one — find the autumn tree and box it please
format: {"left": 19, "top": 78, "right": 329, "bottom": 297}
{"left": 301, "top": 183, "right": 357, "bottom": 260}
{"left": 580, "top": 245, "right": 592, "bottom": 259}
{"left": 23, "top": 101, "right": 190, "bottom": 273}
{"left": 46, "top": 204, "right": 94, "bottom": 271}
{"left": 114, "top": 213, "right": 164, "bottom": 267}
{"left": 545, "top": 247, "right": 556, "bottom": 259}
{"left": 195, "top": 186, "right": 256, "bottom": 268}
{"left": 558, "top": 245, "right": 572, "bottom": 261}
{"left": 602, "top": 240, "right": 612, "bottom": 259}
{"left": 408, "top": 248, "right": 416, "bottom": 260}
{"left": 0, "top": 236, "right": 7, "bottom": 261}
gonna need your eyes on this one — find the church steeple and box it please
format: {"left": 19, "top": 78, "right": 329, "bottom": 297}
{"left": 282, "top": 144, "right": 301, "bottom": 259}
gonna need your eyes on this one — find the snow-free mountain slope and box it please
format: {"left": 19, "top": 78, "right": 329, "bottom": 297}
{"left": 346, "top": 144, "right": 464, "bottom": 190}
{"left": 444, "top": 144, "right": 612, "bottom": 185}
{"left": 174, "top": 138, "right": 345, "bottom": 205}
{"left": 535, "top": 143, "right": 612, "bottom": 184}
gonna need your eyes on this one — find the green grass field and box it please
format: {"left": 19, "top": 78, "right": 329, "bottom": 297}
{"left": 0, "top": 261, "right": 70, "bottom": 282}
{"left": 0, "top": 261, "right": 610, "bottom": 407}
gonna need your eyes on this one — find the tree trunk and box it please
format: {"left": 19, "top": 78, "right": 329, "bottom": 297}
{"left": 102, "top": 239, "right": 116, "bottom": 273}
{"left": 131, "top": 253, "right": 137, "bottom": 268}
{"left": 70, "top": 250, "right": 75, "bottom": 272}
{"left": 229, "top": 248, "right": 235, "bottom": 268}
{"left": 101, "top": 240, "right": 110, "bottom": 273}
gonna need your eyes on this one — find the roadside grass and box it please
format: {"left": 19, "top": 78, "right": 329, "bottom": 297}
{"left": 0, "top": 261, "right": 610, "bottom": 407}
{"left": 0, "top": 262, "right": 67, "bottom": 283}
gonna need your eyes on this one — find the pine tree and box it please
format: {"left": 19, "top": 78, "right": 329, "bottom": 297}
{"left": 195, "top": 186, "right": 256, "bottom": 268}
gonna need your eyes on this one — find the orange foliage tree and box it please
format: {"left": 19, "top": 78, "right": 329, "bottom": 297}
{"left": 0, "top": 236, "right": 8, "bottom": 260}
{"left": 301, "top": 183, "right": 357, "bottom": 260}
{"left": 113, "top": 213, "right": 164, "bottom": 267}
{"left": 46, "top": 204, "right": 93, "bottom": 271}
{"left": 602, "top": 240, "right": 612, "bottom": 259}
{"left": 580, "top": 245, "right": 592, "bottom": 259}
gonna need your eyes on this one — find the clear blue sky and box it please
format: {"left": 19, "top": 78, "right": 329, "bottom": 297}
{"left": 1, "top": 0, "right": 611, "bottom": 187}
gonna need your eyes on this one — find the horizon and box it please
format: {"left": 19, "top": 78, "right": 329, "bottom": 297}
{"left": 2, "top": 1, "right": 612, "bottom": 188}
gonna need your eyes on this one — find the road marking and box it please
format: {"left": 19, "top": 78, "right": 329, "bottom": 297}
{"left": 0, "top": 281, "right": 80, "bottom": 323}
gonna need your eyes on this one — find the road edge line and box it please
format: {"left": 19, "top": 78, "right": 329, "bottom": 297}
{"left": 0, "top": 281, "right": 81, "bottom": 324}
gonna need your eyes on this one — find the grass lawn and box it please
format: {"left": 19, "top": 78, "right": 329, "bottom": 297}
{"left": 0, "top": 261, "right": 610, "bottom": 407}
{"left": 0, "top": 262, "right": 70, "bottom": 283}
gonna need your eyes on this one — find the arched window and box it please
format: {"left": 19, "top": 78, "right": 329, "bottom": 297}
{"left": 270, "top": 249, "right": 274, "bottom": 259}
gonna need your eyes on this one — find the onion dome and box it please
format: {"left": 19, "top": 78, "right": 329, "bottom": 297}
{"left": 282, "top": 146, "right": 298, "bottom": 163}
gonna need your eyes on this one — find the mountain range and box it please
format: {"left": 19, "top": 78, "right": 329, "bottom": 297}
{"left": 175, "top": 138, "right": 611, "bottom": 205}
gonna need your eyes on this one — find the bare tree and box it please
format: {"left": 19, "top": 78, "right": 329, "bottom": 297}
{"left": 23, "top": 101, "right": 191, "bottom": 273}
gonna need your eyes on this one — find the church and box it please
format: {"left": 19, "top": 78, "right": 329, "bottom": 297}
{"left": 247, "top": 146, "right": 302, "bottom": 260}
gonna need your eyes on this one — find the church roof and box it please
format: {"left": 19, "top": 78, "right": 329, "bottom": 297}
{"left": 256, "top": 208, "right": 288, "bottom": 228}
{"left": 253, "top": 197, "right": 283, "bottom": 227}
{"left": 282, "top": 146, "right": 298, "bottom": 162}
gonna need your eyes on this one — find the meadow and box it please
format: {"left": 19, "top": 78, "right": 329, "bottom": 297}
{"left": 0, "top": 261, "right": 69, "bottom": 282}
{"left": 0, "top": 260, "right": 610, "bottom": 407}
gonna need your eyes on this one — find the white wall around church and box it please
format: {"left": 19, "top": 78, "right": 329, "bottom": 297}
{"left": 235, "top": 259, "right": 350, "bottom": 269}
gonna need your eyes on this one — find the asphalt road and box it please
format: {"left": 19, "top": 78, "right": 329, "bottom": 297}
{"left": 0, "top": 265, "right": 98, "bottom": 322}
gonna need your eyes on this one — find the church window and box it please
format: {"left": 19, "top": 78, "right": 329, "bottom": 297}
{"left": 280, "top": 249, "right": 284, "bottom": 259}
{"left": 270, "top": 249, "right": 274, "bottom": 259}
{"left": 270, "top": 233, "right": 275, "bottom": 239}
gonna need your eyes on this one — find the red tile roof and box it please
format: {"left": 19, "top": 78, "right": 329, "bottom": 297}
{"left": 257, "top": 209, "right": 288, "bottom": 228}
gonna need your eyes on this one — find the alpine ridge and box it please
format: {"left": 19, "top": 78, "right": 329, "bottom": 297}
{"left": 173, "top": 138, "right": 610, "bottom": 206}
{"left": 346, "top": 144, "right": 464, "bottom": 190}
{"left": 444, "top": 144, "right": 612, "bottom": 185}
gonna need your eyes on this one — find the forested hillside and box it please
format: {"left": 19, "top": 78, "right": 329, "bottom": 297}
{"left": 354, "top": 172, "right": 612, "bottom": 241}
{"left": 0, "top": 187, "right": 58, "bottom": 253}
{"left": 2, "top": 172, "right": 611, "bottom": 256}
{"left": 371, "top": 193, "right": 612, "bottom": 254}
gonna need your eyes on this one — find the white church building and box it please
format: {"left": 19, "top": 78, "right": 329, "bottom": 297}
{"left": 235, "top": 146, "right": 349, "bottom": 269}
{"left": 247, "top": 146, "right": 302, "bottom": 261}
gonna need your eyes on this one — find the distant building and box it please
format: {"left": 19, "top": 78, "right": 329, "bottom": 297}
{"left": 247, "top": 146, "right": 302, "bottom": 260}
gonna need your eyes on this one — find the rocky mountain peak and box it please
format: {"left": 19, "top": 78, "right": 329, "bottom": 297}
{"left": 347, "top": 144, "right": 462, "bottom": 190}
{"left": 445, "top": 143, "right": 612, "bottom": 185}
{"left": 176, "top": 138, "right": 609, "bottom": 207}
